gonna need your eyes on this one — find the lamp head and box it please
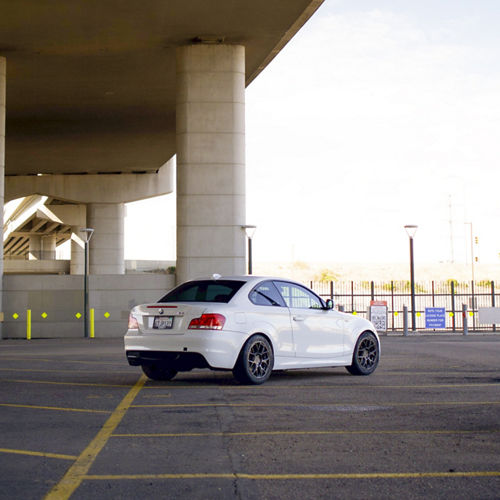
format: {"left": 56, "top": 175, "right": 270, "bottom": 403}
{"left": 404, "top": 225, "right": 418, "bottom": 239}
{"left": 241, "top": 224, "right": 257, "bottom": 239}
{"left": 80, "top": 228, "right": 95, "bottom": 243}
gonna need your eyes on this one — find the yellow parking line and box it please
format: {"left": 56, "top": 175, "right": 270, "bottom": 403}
{"left": 1, "top": 379, "right": 134, "bottom": 388}
{"left": 141, "top": 382, "right": 500, "bottom": 390}
{"left": 112, "top": 429, "right": 500, "bottom": 438}
{"left": 0, "top": 403, "right": 111, "bottom": 414}
{"left": 0, "top": 367, "right": 131, "bottom": 375}
{"left": 0, "top": 341, "right": 96, "bottom": 347}
{"left": 131, "top": 401, "right": 500, "bottom": 409}
{"left": 385, "top": 371, "right": 484, "bottom": 376}
{"left": 0, "top": 357, "right": 125, "bottom": 366}
{"left": 86, "top": 473, "right": 236, "bottom": 480}
{"left": 0, "top": 368, "right": 89, "bottom": 374}
{"left": 366, "top": 383, "right": 500, "bottom": 389}
{"left": 0, "top": 448, "right": 77, "bottom": 461}
{"left": 44, "top": 374, "right": 146, "bottom": 500}
{"left": 83, "top": 471, "right": 500, "bottom": 481}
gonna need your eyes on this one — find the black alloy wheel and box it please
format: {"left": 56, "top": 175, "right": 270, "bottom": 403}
{"left": 233, "top": 335, "right": 274, "bottom": 385}
{"left": 346, "top": 331, "right": 379, "bottom": 375}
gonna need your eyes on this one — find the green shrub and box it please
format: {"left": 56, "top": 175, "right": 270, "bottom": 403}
{"left": 477, "top": 280, "right": 492, "bottom": 288}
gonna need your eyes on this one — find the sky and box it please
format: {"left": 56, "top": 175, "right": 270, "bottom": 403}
{"left": 125, "top": 0, "right": 500, "bottom": 266}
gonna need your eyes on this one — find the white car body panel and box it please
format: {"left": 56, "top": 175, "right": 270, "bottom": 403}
{"left": 243, "top": 307, "right": 295, "bottom": 358}
{"left": 289, "top": 307, "right": 347, "bottom": 359}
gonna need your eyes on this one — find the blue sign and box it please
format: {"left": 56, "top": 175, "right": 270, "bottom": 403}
{"left": 425, "top": 307, "right": 446, "bottom": 329}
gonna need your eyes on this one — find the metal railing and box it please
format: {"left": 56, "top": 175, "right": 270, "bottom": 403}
{"left": 311, "top": 280, "right": 499, "bottom": 332}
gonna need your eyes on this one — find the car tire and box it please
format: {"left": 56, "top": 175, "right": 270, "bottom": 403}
{"left": 141, "top": 363, "right": 178, "bottom": 381}
{"left": 346, "top": 331, "right": 379, "bottom": 376}
{"left": 233, "top": 334, "right": 274, "bottom": 385}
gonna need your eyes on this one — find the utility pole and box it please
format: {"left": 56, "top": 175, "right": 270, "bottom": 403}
{"left": 465, "top": 222, "right": 475, "bottom": 283}
{"left": 448, "top": 195, "right": 454, "bottom": 263}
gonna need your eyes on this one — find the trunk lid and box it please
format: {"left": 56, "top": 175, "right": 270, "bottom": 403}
{"left": 132, "top": 303, "right": 208, "bottom": 334}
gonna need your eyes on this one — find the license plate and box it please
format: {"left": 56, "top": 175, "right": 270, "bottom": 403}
{"left": 153, "top": 316, "right": 174, "bottom": 329}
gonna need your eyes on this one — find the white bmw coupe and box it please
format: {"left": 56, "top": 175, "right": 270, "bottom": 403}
{"left": 125, "top": 275, "right": 380, "bottom": 384}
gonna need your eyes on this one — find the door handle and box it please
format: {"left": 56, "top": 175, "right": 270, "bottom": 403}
{"left": 293, "top": 315, "right": 305, "bottom": 322}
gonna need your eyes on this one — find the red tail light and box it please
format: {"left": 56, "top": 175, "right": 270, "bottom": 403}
{"left": 128, "top": 314, "right": 139, "bottom": 330}
{"left": 188, "top": 313, "right": 226, "bottom": 330}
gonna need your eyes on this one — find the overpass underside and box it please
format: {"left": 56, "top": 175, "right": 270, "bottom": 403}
{"left": 0, "top": 0, "right": 323, "bottom": 338}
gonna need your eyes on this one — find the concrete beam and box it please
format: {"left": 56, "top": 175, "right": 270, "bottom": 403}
{"left": 5, "top": 157, "right": 174, "bottom": 204}
{"left": 48, "top": 204, "right": 86, "bottom": 227}
{"left": 5, "top": 236, "right": 22, "bottom": 254}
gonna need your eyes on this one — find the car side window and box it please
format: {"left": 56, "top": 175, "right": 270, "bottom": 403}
{"left": 274, "top": 281, "right": 323, "bottom": 309}
{"left": 249, "top": 281, "right": 285, "bottom": 307}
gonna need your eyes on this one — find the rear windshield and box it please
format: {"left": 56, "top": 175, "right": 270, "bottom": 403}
{"left": 158, "top": 280, "right": 245, "bottom": 303}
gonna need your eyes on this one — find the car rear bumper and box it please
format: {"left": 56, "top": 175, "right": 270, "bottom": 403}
{"left": 126, "top": 350, "right": 210, "bottom": 371}
{"left": 124, "top": 329, "right": 246, "bottom": 370}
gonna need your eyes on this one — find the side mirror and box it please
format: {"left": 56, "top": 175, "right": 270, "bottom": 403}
{"left": 325, "top": 299, "right": 334, "bottom": 310}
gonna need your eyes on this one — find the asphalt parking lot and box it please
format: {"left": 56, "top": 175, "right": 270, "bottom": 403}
{"left": 0, "top": 335, "right": 500, "bottom": 499}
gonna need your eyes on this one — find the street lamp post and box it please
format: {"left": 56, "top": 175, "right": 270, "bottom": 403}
{"left": 404, "top": 225, "right": 418, "bottom": 331}
{"left": 80, "top": 228, "right": 94, "bottom": 338}
{"left": 241, "top": 225, "right": 257, "bottom": 275}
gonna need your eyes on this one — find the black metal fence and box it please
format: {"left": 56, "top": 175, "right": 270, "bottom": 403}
{"left": 310, "top": 280, "right": 499, "bottom": 332}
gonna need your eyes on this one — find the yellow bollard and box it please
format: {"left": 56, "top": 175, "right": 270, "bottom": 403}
{"left": 26, "top": 309, "right": 31, "bottom": 340}
{"left": 90, "top": 308, "right": 95, "bottom": 338}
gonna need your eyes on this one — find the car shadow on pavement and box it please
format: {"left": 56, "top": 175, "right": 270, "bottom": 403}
{"left": 144, "top": 367, "right": 352, "bottom": 386}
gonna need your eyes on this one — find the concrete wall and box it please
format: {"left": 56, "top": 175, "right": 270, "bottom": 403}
{"left": 4, "top": 260, "right": 176, "bottom": 275}
{"left": 4, "top": 260, "right": 70, "bottom": 274}
{"left": 3, "top": 274, "right": 175, "bottom": 338}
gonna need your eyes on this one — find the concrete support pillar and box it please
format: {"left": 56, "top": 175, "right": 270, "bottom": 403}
{"left": 87, "top": 203, "right": 124, "bottom": 275}
{"left": 29, "top": 235, "right": 42, "bottom": 260}
{"left": 176, "top": 44, "right": 246, "bottom": 283}
{"left": 70, "top": 226, "right": 85, "bottom": 275}
{"left": 0, "top": 57, "right": 5, "bottom": 336}
{"left": 41, "top": 234, "right": 56, "bottom": 260}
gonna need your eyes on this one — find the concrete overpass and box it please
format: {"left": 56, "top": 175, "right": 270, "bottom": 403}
{"left": 0, "top": 0, "right": 324, "bottom": 337}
